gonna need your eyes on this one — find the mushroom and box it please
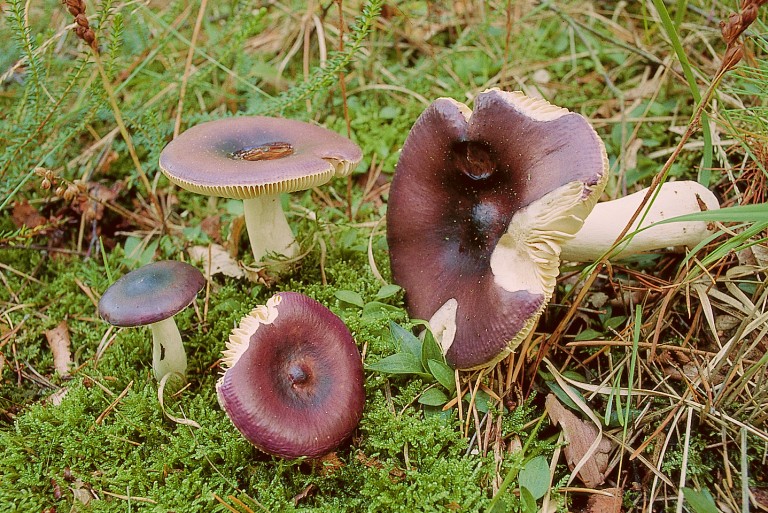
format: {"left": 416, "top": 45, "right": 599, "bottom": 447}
{"left": 386, "top": 88, "right": 609, "bottom": 370}
{"left": 388, "top": 89, "right": 722, "bottom": 370}
{"left": 158, "top": 117, "right": 362, "bottom": 264}
{"left": 98, "top": 260, "right": 205, "bottom": 380}
{"left": 559, "top": 180, "right": 720, "bottom": 261}
{"left": 216, "top": 291, "right": 365, "bottom": 459}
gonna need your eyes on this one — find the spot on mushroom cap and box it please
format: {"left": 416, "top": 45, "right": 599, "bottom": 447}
{"left": 98, "top": 261, "right": 205, "bottom": 327}
{"left": 216, "top": 292, "right": 365, "bottom": 459}
{"left": 386, "top": 88, "right": 609, "bottom": 370}
{"left": 158, "top": 117, "right": 362, "bottom": 199}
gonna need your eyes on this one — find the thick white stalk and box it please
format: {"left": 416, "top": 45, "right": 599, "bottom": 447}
{"left": 150, "top": 316, "right": 187, "bottom": 380}
{"left": 242, "top": 194, "right": 299, "bottom": 263}
{"left": 560, "top": 181, "right": 720, "bottom": 262}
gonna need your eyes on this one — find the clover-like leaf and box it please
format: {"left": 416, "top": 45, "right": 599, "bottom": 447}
{"left": 366, "top": 353, "right": 427, "bottom": 376}
{"left": 418, "top": 387, "right": 449, "bottom": 406}
{"left": 335, "top": 290, "right": 365, "bottom": 308}
{"left": 427, "top": 359, "right": 456, "bottom": 393}
{"left": 389, "top": 321, "right": 422, "bottom": 360}
{"left": 519, "top": 456, "right": 550, "bottom": 500}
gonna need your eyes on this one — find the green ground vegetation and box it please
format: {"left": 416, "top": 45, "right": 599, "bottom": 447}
{"left": 1, "top": 1, "right": 767, "bottom": 512}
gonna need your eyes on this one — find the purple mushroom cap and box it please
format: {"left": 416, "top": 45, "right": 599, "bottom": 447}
{"left": 98, "top": 260, "right": 205, "bottom": 327}
{"left": 386, "top": 89, "right": 608, "bottom": 370}
{"left": 217, "top": 292, "right": 365, "bottom": 459}
{"left": 158, "top": 116, "right": 363, "bottom": 198}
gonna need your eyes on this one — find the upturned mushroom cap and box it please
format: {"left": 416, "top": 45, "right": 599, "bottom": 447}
{"left": 98, "top": 261, "right": 205, "bottom": 327}
{"left": 158, "top": 117, "right": 362, "bottom": 199}
{"left": 216, "top": 292, "right": 365, "bottom": 459}
{"left": 387, "top": 89, "right": 609, "bottom": 370}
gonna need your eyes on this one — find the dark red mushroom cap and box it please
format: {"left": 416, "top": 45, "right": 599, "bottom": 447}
{"left": 386, "top": 89, "right": 608, "bottom": 370}
{"left": 216, "top": 292, "right": 365, "bottom": 459}
{"left": 158, "top": 117, "right": 362, "bottom": 199}
{"left": 98, "top": 261, "right": 205, "bottom": 327}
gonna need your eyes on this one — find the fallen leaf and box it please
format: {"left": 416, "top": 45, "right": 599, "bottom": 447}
{"left": 545, "top": 394, "right": 612, "bottom": 488}
{"left": 188, "top": 244, "right": 244, "bottom": 279}
{"left": 582, "top": 487, "right": 623, "bottom": 513}
{"left": 12, "top": 200, "right": 47, "bottom": 228}
{"left": 45, "top": 321, "right": 72, "bottom": 377}
{"left": 46, "top": 388, "right": 69, "bottom": 406}
{"left": 70, "top": 479, "right": 93, "bottom": 505}
{"left": 312, "top": 451, "right": 344, "bottom": 476}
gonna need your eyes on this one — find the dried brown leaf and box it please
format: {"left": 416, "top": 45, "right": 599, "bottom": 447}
{"left": 188, "top": 244, "right": 244, "bottom": 279}
{"left": 45, "top": 320, "right": 72, "bottom": 376}
{"left": 313, "top": 451, "right": 345, "bottom": 476}
{"left": 12, "top": 200, "right": 47, "bottom": 229}
{"left": 583, "top": 487, "right": 623, "bottom": 513}
{"left": 545, "top": 394, "right": 612, "bottom": 488}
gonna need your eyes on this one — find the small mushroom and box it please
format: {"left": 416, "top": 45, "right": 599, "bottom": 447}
{"left": 159, "top": 117, "right": 362, "bottom": 264}
{"left": 387, "top": 89, "right": 609, "bottom": 370}
{"left": 559, "top": 180, "right": 720, "bottom": 261}
{"left": 217, "top": 292, "right": 365, "bottom": 459}
{"left": 98, "top": 260, "right": 205, "bottom": 380}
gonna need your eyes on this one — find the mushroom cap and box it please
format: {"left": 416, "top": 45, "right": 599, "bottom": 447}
{"left": 216, "top": 291, "right": 365, "bottom": 459}
{"left": 158, "top": 117, "right": 363, "bottom": 199}
{"left": 386, "top": 89, "right": 609, "bottom": 370}
{"left": 98, "top": 261, "right": 205, "bottom": 327}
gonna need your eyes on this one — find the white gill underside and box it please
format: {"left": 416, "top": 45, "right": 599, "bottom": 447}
{"left": 221, "top": 294, "right": 282, "bottom": 370}
{"left": 491, "top": 181, "right": 593, "bottom": 296}
{"left": 429, "top": 298, "right": 459, "bottom": 355}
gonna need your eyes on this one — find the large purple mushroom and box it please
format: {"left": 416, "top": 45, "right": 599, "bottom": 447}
{"left": 386, "top": 89, "right": 609, "bottom": 370}
{"left": 217, "top": 292, "right": 365, "bottom": 459}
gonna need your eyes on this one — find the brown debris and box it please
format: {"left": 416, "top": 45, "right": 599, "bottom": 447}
{"left": 545, "top": 394, "right": 612, "bottom": 489}
{"left": 312, "top": 451, "right": 345, "bottom": 476}
{"left": 12, "top": 200, "right": 47, "bottom": 229}
{"left": 45, "top": 321, "right": 72, "bottom": 377}
{"left": 293, "top": 483, "right": 317, "bottom": 506}
{"left": 582, "top": 487, "right": 623, "bottom": 513}
{"left": 188, "top": 244, "right": 244, "bottom": 279}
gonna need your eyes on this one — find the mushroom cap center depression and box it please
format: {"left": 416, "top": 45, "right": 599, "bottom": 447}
{"left": 273, "top": 343, "right": 329, "bottom": 406}
{"left": 448, "top": 140, "right": 512, "bottom": 267}
{"left": 230, "top": 142, "right": 294, "bottom": 161}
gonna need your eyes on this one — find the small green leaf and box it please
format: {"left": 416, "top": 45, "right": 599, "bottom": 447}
{"left": 421, "top": 330, "right": 443, "bottom": 369}
{"left": 335, "top": 290, "right": 365, "bottom": 308}
{"left": 682, "top": 487, "right": 719, "bottom": 513}
{"left": 519, "top": 456, "right": 550, "bottom": 500}
{"left": 519, "top": 486, "right": 537, "bottom": 513}
{"left": 604, "top": 315, "right": 627, "bottom": 330}
{"left": 375, "top": 283, "right": 401, "bottom": 299}
{"left": 545, "top": 381, "right": 584, "bottom": 412}
{"left": 427, "top": 359, "right": 456, "bottom": 393}
{"left": 574, "top": 328, "right": 603, "bottom": 341}
{"left": 418, "top": 387, "right": 448, "bottom": 406}
{"left": 466, "top": 389, "right": 492, "bottom": 413}
{"left": 361, "top": 301, "right": 399, "bottom": 321}
{"left": 389, "top": 321, "right": 422, "bottom": 359}
{"left": 366, "top": 353, "right": 425, "bottom": 375}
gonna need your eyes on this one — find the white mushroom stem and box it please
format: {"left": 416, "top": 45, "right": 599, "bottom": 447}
{"left": 560, "top": 181, "right": 720, "bottom": 262}
{"left": 242, "top": 194, "right": 299, "bottom": 263}
{"left": 150, "top": 317, "right": 187, "bottom": 380}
